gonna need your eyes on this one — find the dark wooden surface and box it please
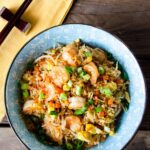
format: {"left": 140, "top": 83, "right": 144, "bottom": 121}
{"left": 0, "top": 0, "right": 150, "bottom": 149}
{"left": 0, "top": 129, "right": 150, "bottom": 150}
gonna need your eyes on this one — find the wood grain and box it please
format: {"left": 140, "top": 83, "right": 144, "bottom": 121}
{"left": 0, "top": 128, "right": 149, "bottom": 150}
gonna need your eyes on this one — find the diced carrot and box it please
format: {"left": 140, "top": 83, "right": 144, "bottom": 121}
{"left": 39, "top": 83, "right": 45, "bottom": 89}
{"left": 62, "top": 61, "right": 67, "bottom": 65}
{"left": 42, "top": 88, "right": 47, "bottom": 95}
{"left": 55, "top": 102, "right": 61, "bottom": 108}
{"left": 38, "top": 76, "right": 42, "bottom": 81}
{"left": 116, "top": 79, "right": 124, "bottom": 84}
{"left": 88, "top": 105, "right": 94, "bottom": 110}
{"left": 33, "top": 84, "right": 38, "bottom": 89}
{"left": 102, "top": 75, "right": 109, "bottom": 80}
{"left": 49, "top": 101, "right": 55, "bottom": 107}
{"left": 99, "top": 111, "right": 105, "bottom": 117}
{"left": 45, "top": 76, "right": 51, "bottom": 82}
{"left": 108, "top": 99, "right": 113, "bottom": 106}
{"left": 34, "top": 99, "right": 39, "bottom": 103}
{"left": 39, "top": 60, "right": 46, "bottom": 65}
{"left": 55, "top": 86, "right": 63, "bottom": 94}
{"left": 66, "top": 119, "right": 73, "bottom": 128}
{"left": 94, "top": 90, "right": 99, "bottom": 96}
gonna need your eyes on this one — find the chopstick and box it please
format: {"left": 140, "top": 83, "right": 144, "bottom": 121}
{"left": 0, "top": 0, "right": 32, "bottom": 45}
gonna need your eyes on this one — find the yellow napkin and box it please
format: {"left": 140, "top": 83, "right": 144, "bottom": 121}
{"left": 0, "top": 0, "right": 73, "bottom": 121}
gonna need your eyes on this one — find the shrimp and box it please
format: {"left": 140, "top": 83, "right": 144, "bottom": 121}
{"left": 83, "top": 62, "right": 99, "bottom": 85}
{"left": 43, "top": 119, "right": 63, "bottom": 144}
{"left": 62, "top": 43, "right": 78, "bottom": 66}
{"left": 92, "top": 48, "right": 107, "bottom": 64}
{"left": 50, "top": 66, "right": 70, "bottom": 88}
{"left": 65, "top": 115, "right": 81, "bottom": 132}
{"left": 47, "top": 83, "right": 56, "bottom": 100}
{"left": 23, "top": 100, "right": 45, "bottom": 117}
{"left": 68, "top": 96, "right": 86, "bottom": 110}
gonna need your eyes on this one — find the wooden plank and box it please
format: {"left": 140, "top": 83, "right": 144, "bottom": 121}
{"left": 71, "top": 0, "right": 150, "bottom": 15}
{"left": 125, "top": 131, "right": 150, "bottom": 150}
{"left": 65, "top": 0, "right": 150, "bottom": 58}
{"left": 0, "top": 128, "right": 149, "bottom": 150}
{"left": 0, "top": 128, "right": 26, "bottom": 150}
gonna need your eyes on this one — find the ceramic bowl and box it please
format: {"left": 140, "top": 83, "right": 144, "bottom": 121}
{"left": 5, "top": 24, "right": 146, "bottom": 150}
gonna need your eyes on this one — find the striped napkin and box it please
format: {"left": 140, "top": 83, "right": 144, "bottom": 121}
{"left": 0, "top": 0, "right": 73, "bottom": 121}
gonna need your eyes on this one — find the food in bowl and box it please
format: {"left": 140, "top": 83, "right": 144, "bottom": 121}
{"left": 20, "top": 39, "right": 130, "bottom": 149}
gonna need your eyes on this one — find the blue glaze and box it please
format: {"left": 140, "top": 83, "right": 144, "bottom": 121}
{"left": 5, "top": 24, "right": 146, "bottom": 150}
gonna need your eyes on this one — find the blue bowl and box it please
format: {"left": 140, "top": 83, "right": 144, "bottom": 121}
{"left": 5, "top": 24, "right": 146, "bottom": 150}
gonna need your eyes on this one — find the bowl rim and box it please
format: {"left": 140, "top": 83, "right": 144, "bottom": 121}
{"left": 4, "top": 23, "right": 147, "bottom": 150}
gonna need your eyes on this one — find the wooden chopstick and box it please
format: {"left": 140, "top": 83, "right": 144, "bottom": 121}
{"left": 0, "top": 0, "right": 32, "bottom": 45}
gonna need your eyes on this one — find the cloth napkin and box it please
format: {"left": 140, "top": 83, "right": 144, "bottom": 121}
{"left": 0, "top": 0, "right": 73, "bottom": 121}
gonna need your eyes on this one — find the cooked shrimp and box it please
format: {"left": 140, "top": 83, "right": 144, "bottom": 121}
{"left": 92, "top": 48, "right": 107, "bottom": 63}
{"left": 62, "top": 43, "right": 78, "bottom": 66}
{"left": 23, "top": 100, "right": 44, "bottom": 117}
{"left": 46, "top": 83, "right": 56, "bottom": 101}
{"left": 50, "top": 66, "right": 70, "bottom": 88}
{"left": 68, "top": 96, "right": 86, "bottom": 110}
{"left": 83, "top": 62, "right": 99, "bottom": 85}
{"left": 43, "top": 121, "right": 63, "bottom": 144}
{"left": 65, "top": 115, "right": 81, "bottom": 132}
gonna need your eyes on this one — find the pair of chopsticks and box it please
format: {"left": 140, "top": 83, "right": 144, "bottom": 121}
{"left": 0, "top": 0, "right": 32, "bottom": 45}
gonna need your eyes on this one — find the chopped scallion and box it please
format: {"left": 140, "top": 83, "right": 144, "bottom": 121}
{"left": 88, "top": 99, "right": 94, "bottom": 105}
{"left": 21, "top": 83, "right": 28, "bottom": 90}
{"left": 67, "top": 80, "right": 73, "bottom": 87}
{"left": 49, "top": 111, "right": 58, "bottom": 116}
{"left": 100, "top": 87, "right": 112, "bottom": 97}
{"left": 23, "top": 90, "right": 29, "bottom": 99}
{"left": 95, "top": 106, "right": 102, "bottom": 113}
{"left": 79, "top": 71, "right": 86, "bottom": 78}
{"left": 84, "top": 51, "right": 92, "bottom": 57}
{"left": 82, "top": 74, "right": 90, "bottom": 81}
{"left": 98, "top": 66, "right": 105, "bottom": 75}
{"left": 39, "top": 92, "right": 45, "bottom": 101}
{"left": 74, "top": 105, "right": 87, "bottom": 115}
{"left": 77, "top": 67, "right": 83, "bottom": 73}
{"left": 65, "top": 66, "right": 75, "bottom": 75}
{"left": 76, "top": 140, "right": 84, "bottom": 150}
{"left": 75, "top": 86, "right": 82, "bottom": 96}
{"left": 60, "top": 93, "right": 67, "bottom": 100}
{"left": 66, "top": 142, "right": 73, "bottom": 150}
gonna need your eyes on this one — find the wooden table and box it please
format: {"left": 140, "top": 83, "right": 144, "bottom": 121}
{"left": 0, "top": 0, "right": 150, "bottom": 149}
